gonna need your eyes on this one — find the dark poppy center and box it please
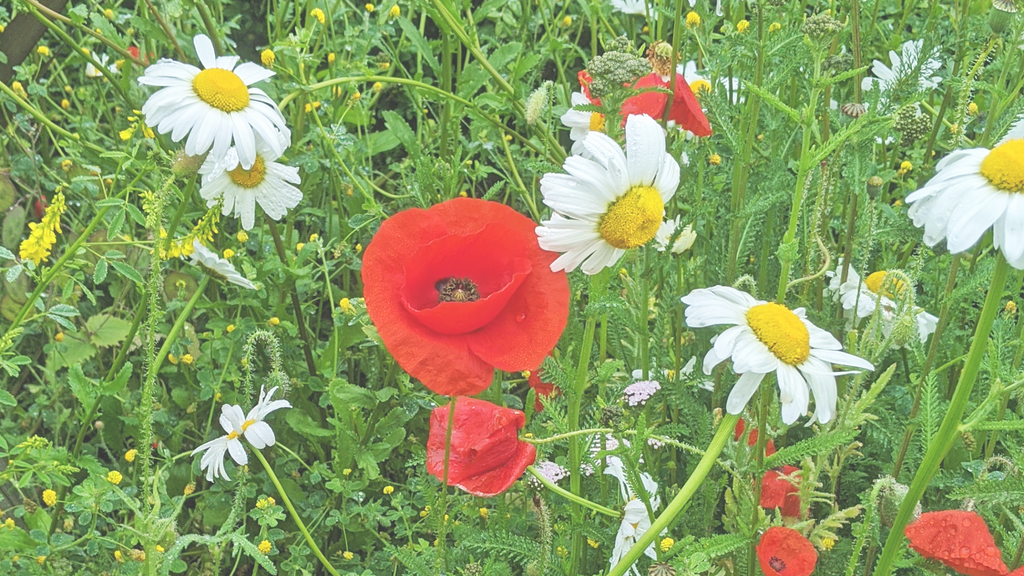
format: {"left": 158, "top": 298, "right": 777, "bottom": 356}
{"left": 769, "top": 557, "right": 786, "bottom": 572}
{"left": 437, "top": 277, "right": 480, "bottom": 303}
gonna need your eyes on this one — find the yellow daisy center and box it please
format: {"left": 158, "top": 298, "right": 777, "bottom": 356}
{"left": 980, "top": 139, "right": 1024, "bottom": 193}
{"left": 228, "top": 157, "right": 266, "bottom": 188}
{"left": 589, "top": 112, "right": 606, "bottom": 132}
{"left": 192, "top": 68, "right": 250, "bottom": 112}
{"left": 226, "top": 419, "right": 257, "bottom": 440}
{"left": 745, "top": 302, "right": 811, "bottom": 366}
{"left": 599, "top": 186, "right": 664, "bottom": 249}
{"left": 690, "top": 79, "right": 712, "bottom": 96}
{"left": 864, "top": 270, "right": 905, "bottom": 297}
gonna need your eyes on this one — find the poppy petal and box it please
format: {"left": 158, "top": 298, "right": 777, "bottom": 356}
{"left": 757, "top": 527, "right": 817, "bottom": 576}
{"left": 905, "top": 511, "right": 1009, "bottom": 576}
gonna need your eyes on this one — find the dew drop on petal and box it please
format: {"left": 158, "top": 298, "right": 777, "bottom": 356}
{"left": 516, "top": 313, "right": 527, "bottom": 323}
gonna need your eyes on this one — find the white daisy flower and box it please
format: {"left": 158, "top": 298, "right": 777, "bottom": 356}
{"left": 861, "top": 39, "right": 941, "bottom": 93}
{"left": 906, "top": 139, "right": 1024, "bottom": 268}
{"left": 188, "top": 239, "right": 257, "bottom": 289}
{"left": 138, "top": 34, "right": 290, "bottom": 170}
{"left": 682, "top": 286, "right": 874, "bottom": 425}
{"left": 825, "top": 264, "right": 938, "bottom": 344}
{"left": 610, "top": 0, "right": 647, "bottom": 15}
{"left": 536, "top": 114, "right": 680, "bottom": 274}
{"left": 199, "top": 135, "right": 302, "bottom": 230}
{"left": 561, "top": 91, "right": 605, "bottom": 156}
{"left": 605, "top": 456, "right": 659, "bottom": 576}
{"left": 654, "top": 216, "right": 696, "bottom": 254}
{"left": 85, "top": 54, "right": 118, "bottom": 78}
{"left": 191, "top": 386, "right": 291, "bottom": 482}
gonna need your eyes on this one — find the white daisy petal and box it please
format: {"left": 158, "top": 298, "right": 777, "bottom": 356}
{"left": 725, "top": 372, "right": 765, "bottom": 415}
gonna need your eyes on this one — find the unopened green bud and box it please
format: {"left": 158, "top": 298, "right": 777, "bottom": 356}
{"left": 171, "top": 150, "right": 205, "bottom": 178}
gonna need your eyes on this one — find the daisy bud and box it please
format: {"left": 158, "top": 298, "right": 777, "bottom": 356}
{"left": 171, "top": 149, "right": 205, "bottom": 178}
{"left": 525, "top": 82, "right": 551, "bottom": 125}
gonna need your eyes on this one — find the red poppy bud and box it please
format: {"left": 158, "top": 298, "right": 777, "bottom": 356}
{"left": 761, "top": 466, "right": 801, "bottom": 518}
{"left": 905, "top": 511, "right": 1009, "bottom": 576}
{"left": 734, "top": 418, "right": 746, "bottom": 440}
{"left": 426, "top": 397, "right": 536, "bottom": 497}
{"left": 362, "top": 199, "right": 570, "bottom": 396}
{"left": 621, "top": 73, "right": 712, "bottom": 137}
{"left": 736, "top": 419, "right": 778, "bottom": 457}
{"left": 757, "top": 527, "right": 817, "bottom": 576}
{"left": 527, "top": 363, "right": 560, "bottom": 412}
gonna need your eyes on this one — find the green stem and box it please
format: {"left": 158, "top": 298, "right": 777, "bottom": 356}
{"left": 523, "top": 428, "right": 612, "bottom": 445}
{"left": 0, "top": 80, "right": 103, "bottom": 154}
{"left": 265, "top": 219, "right": 318, "bottom": 376}
{"left": 526, "top": 466, "right": 619, "bottom": 518}
{"left": 568, "top": 313, "right": 598, "bottom": 576}
{"left": 435, "top": 398, "right": 458, "bottom": 574}
{"left": 253, "top": 450, "right": 341, "bottom": 576}
{"left": 607, "top": 414, "right": 739, "bottom": 576}
{"left": 872, "top": 252, "right": 1011, "bottom": 576}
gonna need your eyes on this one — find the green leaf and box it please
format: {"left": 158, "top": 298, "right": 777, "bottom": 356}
{"left": 329, "top": 378, "right": 377, "bottom": 410}
{"left": 6, "top": 264, "right": 22, "bottom": 283}
{"left": 110, "top": 260, "right": 145, "bottom": 285}
{"left": 104, "top": 362, "right": 133, "bottom": 394}
{"left": 93, "top": 259, "right": 108, "bottom": 284}
{"left": 0, "top": 246, "right": 14, "bottom": 260}
{"left": 744, "top": 82, "right": 802, "bottom": 123}
{"left": 67, "top": 365, "right": 98, "bottom": 412}
{"left": 86, "top": 314, "right": 132, "bottom": 347}
{"left": 48, "top": 304, "right": 81, "bottom": 317}
{"left": 0, "top": 389, "right": 16, "bottom": 407}
{"left": 229, "top": 535, "right": 278, "bottom": 575}
{"left": 397, "top": 17, "right": 439, "bottom": 74}
{"left": 382, "top": 111, "right": 420, "bottom": 156}
{"left": 106, "top": 210, "right": 126, "bottom": 240}
{"left": 285, "top": 410, "right": 333, "bottom": 438}
{"left": 47, "top": 313, "right": 77, "bottom": 331}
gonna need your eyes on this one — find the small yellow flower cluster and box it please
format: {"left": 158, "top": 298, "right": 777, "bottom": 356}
{"left": 561, "top": 16, "right": 572, "bottom": 27}
{"left": 258, "top": 540, "right": 272, "bottom": 554}
{"left": 1005, "top": 300, "right": 1017, "bottom": 315}
{"left": 736, "top": 19, "right": 750, "bottom": 33}
{"left": 269, "top": 317, "right": 281, "bottom": 326}
{"left": 968, "top": 102, "right": 979, "bottom": 116}
{"left": 114, "top": 550, "right": 124, "bottom": 563}
{"left": 383, "top": 485, "right": 395, "bottom": 495}
{"left": 261, "top": 49, "right": 275, "bottom": 67}
{"left": 310, "top": 8, "right": 326, "bottom": 24}
{"left": 660, "top": 537, "right": 674, "bottom": 552}
{"left": 343, "top": 551, "right": 354, "bottom": 560}
{"left": 479, "top": 507, "right": 489, "bottom": 519}
{"left": 898, "top": 160, "right": 913, "bottom": 176}
{"left": 708, "top": 153, "right": 722, "bottom": 166}
{"left": 160, "top": 206, "right": 219, "bottom": 260}
{"left": 339, "top": 298, "right": 356, "bottom": 314}
{"left": 686, "top": 11, "right": 701, "bottom": 28}
{"left": 12, "top": 81, "right": 27, "bottom": 99}
{"left": 373, "top": 82, "right": 383, "bottom": 93}
{"left": 389, "top": 5, "right": 401, "bottom": 17}
{"left": 107, "top": 470, "right": 123, "bottom": 485}
{"left": 821, "top": 536, "right": 835, "bottom": 550}
{"left": 183, "top": 483, "right": 195, "bottom": 495}
{"left": 769, "top": 22, "right": 782, "bottom": 33}
{"left": 365, "top": 3, "right": 375, "bottom": 12}
{"left": 37, "top": 46, "right": 50, "bottom": 57}
{"left": 256, "top": 497, "right": 276, "bottom": 509}
{"left": 588, "top": 538, "right": 599, "bottom": 548}
{"left": 180, "top": 353, "right": 194, "bottom": 365}
{"left": 223, "top": 248, "right": 235, "bottom": 258}
{"left": 125, "top": 449, "right": 137, "bottom": 462}
{"left": 42, "top": 489, "right": 57, "bottom": 507}
{"left": 19, "top": 191, "right": 67, "bottom": 265}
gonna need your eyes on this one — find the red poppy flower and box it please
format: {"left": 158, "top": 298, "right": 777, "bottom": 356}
{"left": 761, "top": 466, "right": 801, "bottom": 518}
{"left": 905, "top": 511, "right": 1008, "bottom": 576}
{"left": 578, "top": 70, "right": 600, "bottom": 105}
{"left": 1008, "top": 568, "right": 1024, "bottom": 576}
{"left": 527, "top": 365, "right": 560, "bottom": 412}
{"left": 621, "top": 73, "right": 712, "bottom": 137}
{"left": 757, "top": 527, "right": 817, "bottom": 576}
{"left": 426, "top": 397, "right": 537, "bottom": 497}
{"left": 362, "top": 198, "right": 570, "bottom": 396}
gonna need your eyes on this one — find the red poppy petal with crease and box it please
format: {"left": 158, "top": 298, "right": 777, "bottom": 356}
{"left": 426, "top": 397, "right": 536, "bottom": 497}
{"left": 761, "top": 466, "right": 800, "bottom": 517}
{"left": 621, "top": 73, "right": 670, "bottom": 121}
{"left": 529, "top": 367, "right": 560, "bottom": 412}
{"left": 667, "top": 73, "right": 713, "bottom": 137}
{"left": 734, "top": 418, "right": 746, "bottom": 441}
{"left": 757, "top": 527, "right": 817, "bottom": 576}
{"left": 905, "top": 511, "right": 1008, "bottom": 576}
{"left": 362, "top": 198, "right": 569, "bottom": 396}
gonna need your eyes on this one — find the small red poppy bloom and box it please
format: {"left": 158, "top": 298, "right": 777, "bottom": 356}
{"left": 621, "top": 73, "right": 712, "bottom": 137}
{"left": 362, "top": 198, "right": 570, "bottom": 396}
{"left": 578, "top": 70, "right": 600, "bottom": 104}
{"left": 761, "top": 466, "right": 801, "bottom": 518}
{"left": 757, "top": 527, "right": 817, "bottom": 576}
{"left": 426, "top": 397, "right": 537, "bottom": 497}
{"left": 528, "top": 366, "right": 560, "bottom": 412}
{"left": 735, "top": 419, "right": 777, "bottom": 456}
{"left": 905, "top": 511, "right": 1009, "bottom": 576}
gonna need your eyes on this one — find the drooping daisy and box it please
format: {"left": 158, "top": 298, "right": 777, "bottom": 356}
{"left": 138, "top": 34, "right": 290, "bottom": 170}
{"left": 906, "top": 139, "right": 1024, "bottom": 268}
{"left": 861, "top": 39, "right": 941, "bottom": 94}
{"left": 198, "top": 135, "right": 302, "bottom": 230}
{"left": 536, "top": 114, "right": 680, "bottom": 274}
{"left": 825, "top": 263, "right": 937, "bottom": 344}
{"left": 682, "top": 286, "right": 874, "bottom": 425}
{"left": 654, "top": 216, "right": 696, "bottom": 254}
{"left": 85, "top": 54, "right": 118, "bottom": 78}
{"left": 605, "top": 456, "right": 659, "bottom": 576}
{"left": 561, "top": 90, "right": 605, "bottom": 156}
{"left": 188, "top": 240, "right": 257, "bottom": 289}
{"left": 191, "top": 386, "right": 291, "bottom": 481}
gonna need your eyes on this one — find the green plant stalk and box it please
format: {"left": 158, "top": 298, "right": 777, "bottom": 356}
{"left": 435, "top": 398, "right": 458, "bottom": 574}
{"left": 568, "top": 313, "right": 598, "bottom": 576}
{"left": 254, "top": 450, "right": 341, "bottom": 576}
{"left": 891, "top": 255, "right": 961, "bottom": 478}
{"left": 746, "top": 384, "right": 774, "bottom": 576}
{"left": 872, "top": 252, "right": 1012, "bottom": 576}
{"left": 608, "top": 413, "right": 739, "bottom": 576}
{"left": 526, "top": 466, "right": 619, "bottom": 518}
{"left": 524, "top": 428, "right": 612, "bottom": 445}
{"left": 139, "top": 275, "right": 211, "bottom": 485}
{"left": 0, "top": 80, "right": 105, "bottom": 154}
{"left": 776, "top": 106, "right": 817, "bottom": 303}
{"left": 265, "top": 219, "right": 319, "bottom": 375}
{"left": 984, "top": 290, "right": 1024, "bottom": 459}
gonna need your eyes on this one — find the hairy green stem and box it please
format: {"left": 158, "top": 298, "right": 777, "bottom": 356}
{"left": 872, "top": 252, "right": 1011, "bottom": 576}
{"left": 526, "top": 466, "right": 619, "bottom": 518}
{"left": 568, "top": 313, "right": 598, "bottom": 575}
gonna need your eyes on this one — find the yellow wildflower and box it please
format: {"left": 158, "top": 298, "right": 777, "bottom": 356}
{"left": 561, "top": 16, "right": 572, "bottom": 27}
{"left": 343, "top": 468, "right": 352, "bottom": 475}
{"left": 12, "top": 81, "right": 27, "bottom": 98}
{"left": 373, "top": 81, "right": 383, "bottom": 92}
{"left": 61, "top": 159, "right": 73, "bottom": 171}
{"left": 296, "top": 242, "right": 305, "bottom": 251}
{"left": 37, "top": 46, "right": 50, "bottom": 57}
{"left": 42, "top": 490, "right": 57, "bottom": 506}
{"left": 180, "top": 354, "right": 194, "bottom": 365}
{"left": 4, "top": 518, "right": 14, "bottom": 530}
{"left": 125, "top": 449, "right": 137, "bottom": 462}
{"left": 269, "top": 317, "right": 280, "bottom": 326}
{"left": 226, "top": 324, "right": 236, "bottom": 333}
{"left": 339, "top": 298, "right": 356, "bottom": 314}
{"left": 686, "top": 11, "right": 701, "bottom": 28}
{"left": 556, "top": 546, "right": 568, "bottom": 557}
{"left": 1006, "top": 301, "right": 1017, "bottom": 315}
{"left": 709, "top": 154, "right": 722, "bottom": 165}
{"left": 19, "top": 191, "right": 67, "bottom": 265}
{"left": 258, "top": 540, "right": 272, "bottom": 554}
{"left": 769, "top": 22, "right": 782, "bottom": 32}
{"left": 310, "top": 8, "right": 326, "bottom": 24}
{"left": 104, "top": 8, "right": 114, "bottom": 19}
{"left": 968, "top": 102, "right": 979, "bottom": 116}
{"left": 119, "top": 127, "right": 135, "bottom": 140}
{"left": 107, "top": 471, "right": 123, "bottom": 485}
{"left": 900, "top": 160, "right": 913, "bottom": 172}
{"left": 223, "top": 248, "right": 235, "bottom": 258}
{"left": 351, "top": 91, "right": 362, "bottom": 101}
{"left": 588, "top": 538, "right": 599, "bottom": 548}
{"left": 365, "top": 3, "right": 375, "bottom": 12}
{"left": 821, "top": 536, "right": 835, "bottom": 550}
{"left": 114, "top": 551, "right": 124, "bottom": 563}
{"left": 328, "top": 52, "right": 336, "bottom": 64}
{"left": 309, "top": 233, "right": 319, "bottom": 242}
{"left": 36, "top": 556, "right": 46, "bottom": 565}
{"left": 383, "top": 485, "right": 394, "bottom": 495}
{"left": 61, "top": 98, "right": 70, "bottom": 110}
{"left": 737, "top": 19, "right": 750, "bottom": 33}
{"left": 55, "top": 332, "right": 65, "bottom": 342}
{"left": 156, "top": 545, "right": 165, "bottom": 553}
{"left": 479, "top": 507, "right": 489, "bottom": 518}
{"left": 261, "top": 49, "right": 275, "bottom": 67}
{"left": 390, "top": 5, "right": 401, "bottom": 17}
{"left": 237, "top": 230, "right": 249, "bottom": 242}
{"left": 660, "top": 537, "right": 674, "bottom": 552}
{"left": 343, "top": 551, "right": 354, "bottom": 560}
{"left": 183, "top": 483, "right": 195, "bottom": 495}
